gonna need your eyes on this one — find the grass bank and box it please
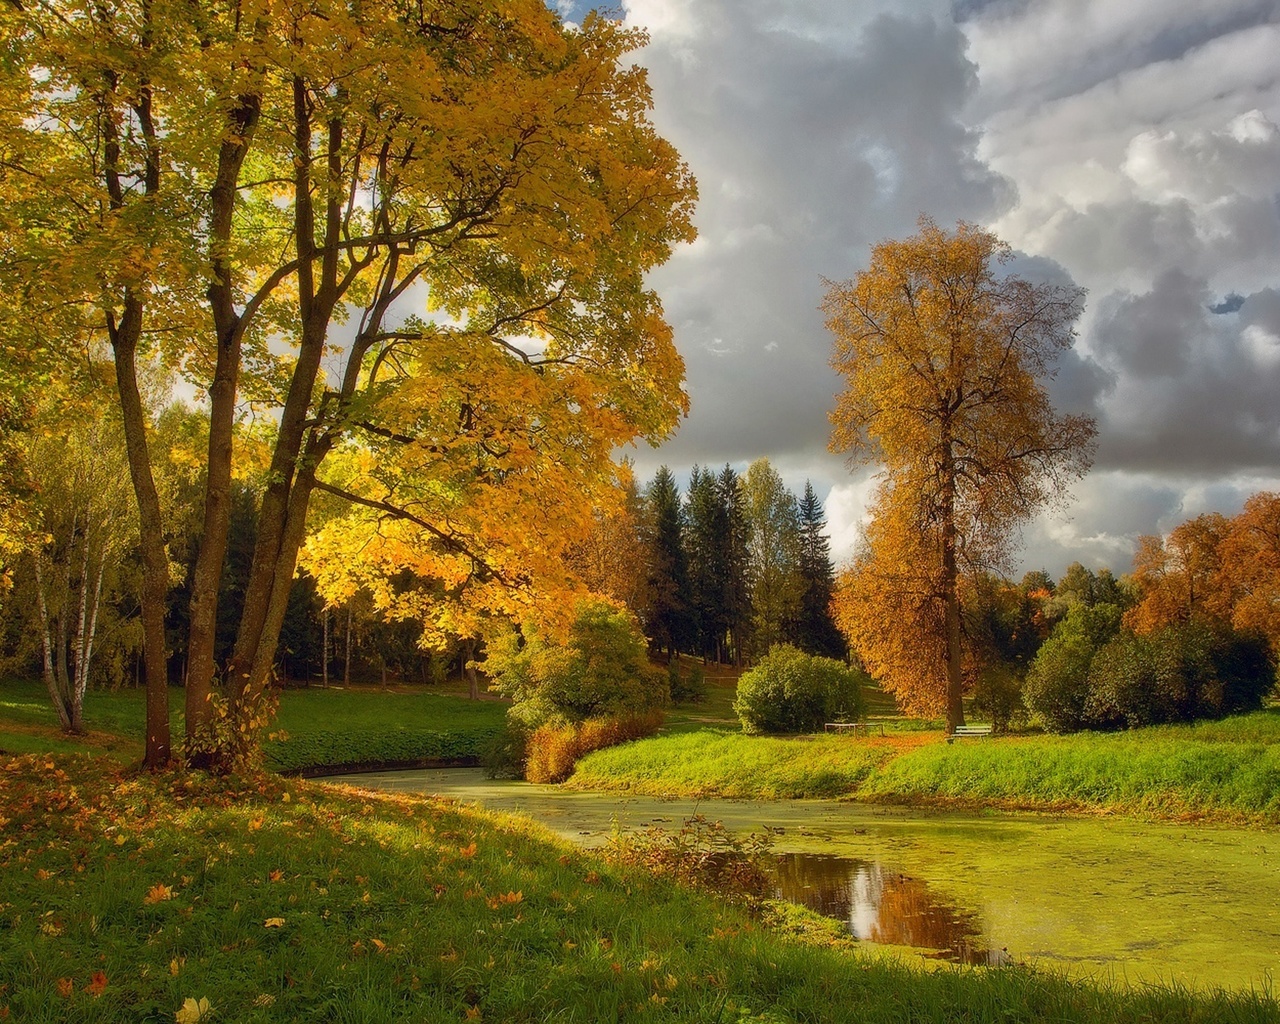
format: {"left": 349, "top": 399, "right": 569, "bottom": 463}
{"left": 0, "top": 680, "right": 506, "bottom": 774}
{"left": 3, "top": 753, "right": 1277, "bottom": 1023}
{"left": 571, "top": 710, "right": 1280, "bottom": 821}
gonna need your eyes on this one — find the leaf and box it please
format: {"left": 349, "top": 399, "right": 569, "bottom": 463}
{"left": 144, "top": 883, "right": 173, "bottom": 905}
{"left": 84, "top": 972, "right": 108, "bottom": 997}
{"left": 263, "top": 917, "right": 285, "bottom": 928}
{"left": 56, "top": 978, "right": 74, "bottom": 998}
{"left": 269, "top": 869, "right": 284, "bottom": 882}
{"left": 175, "top": 996, "right": 213, "bottom": 1023}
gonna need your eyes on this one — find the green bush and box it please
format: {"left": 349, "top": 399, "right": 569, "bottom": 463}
{"left": 669, "top": 659, "right": 708, "bottom": 704}
{"left": 732, "top": 644, "right": 867, "bottom": 734}
{"left": 1024, "top": 604, "right": 1122, "bottom": 732}
{"left": 483, "top": 598, "right": 667, "bottom": 730}
{"left": 1086, "top": 622, "right": 1275, "bottom": 729}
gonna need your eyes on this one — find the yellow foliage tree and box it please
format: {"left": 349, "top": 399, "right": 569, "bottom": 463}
{"left": 826, "top": 220, "right": 1096, "bottom": 731}
{"left": 3, "top": 0, "right": 695, "bottom": 767}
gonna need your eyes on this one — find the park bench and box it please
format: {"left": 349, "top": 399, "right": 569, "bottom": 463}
{"left": 824, "top": 721, "right": 885, "bottom": 737}
{"left": 947, "top": 724, "right": 993, "bottom": 743}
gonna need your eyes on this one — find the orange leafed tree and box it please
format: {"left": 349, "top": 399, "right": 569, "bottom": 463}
{"left": 826, "top": 219, "right": 1096, "bottom": 731}
{"left": 1127, "top": 495, "right": 1280, "bottom": 657}
{"left": 1124, "top": 512, "right": 1231, "bottom": 635}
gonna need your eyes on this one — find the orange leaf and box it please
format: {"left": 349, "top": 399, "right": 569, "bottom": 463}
{"left": 269, "top": 869, "right": 284, "bottom": 882}
{"left": 459, "top": 842, "right": 477, "bottom": 859}
{"left": 143, "top": 883, "right": 173, "bottom": 905}
{"left": 56, "top": 978, "right": 74, "bottom": 999}
{"left": 464, "top": 1006, "right": 482, "bottom": 1020}
{"left": 84, "top": 972, "right": 107, "bottom": 997}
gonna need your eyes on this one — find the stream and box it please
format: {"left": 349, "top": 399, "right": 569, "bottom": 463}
{"left": 319, "top": 767, "right": 1280, "bottom": 991}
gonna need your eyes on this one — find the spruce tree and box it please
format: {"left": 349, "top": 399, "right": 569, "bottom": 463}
{"left": 794, "top": 481, "right": 847, "bottom": 659}
{"left": 643, "top": 466, "right": 691, "bottom": 657}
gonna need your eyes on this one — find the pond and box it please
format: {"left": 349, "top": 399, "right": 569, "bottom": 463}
{"left": 319, "top": 767, "right": 1280, "bottom": 991}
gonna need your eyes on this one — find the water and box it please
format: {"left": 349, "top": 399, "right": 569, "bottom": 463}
{"left": 319, "top": 767, "right": 1280, "bottom": 990}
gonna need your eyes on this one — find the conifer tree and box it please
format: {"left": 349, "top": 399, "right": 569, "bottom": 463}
{"left": 643, "top": 467, "right": 691, "bottom": 657}
{"left": 793, "top": 481, "right": 846, "bottom": 659}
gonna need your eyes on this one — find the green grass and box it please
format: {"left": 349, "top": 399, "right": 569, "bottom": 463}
{"left": 0, "top": 679, "right": 507, "bottom": 774}
{"left": 3, "top": 753, "right": 1277, "bottom": 1023}
{"left": 572, "top": 711, "right": 1280, "bottom": 821}
{"left": 571, "top": 729, "right": 896, "bottom": 799}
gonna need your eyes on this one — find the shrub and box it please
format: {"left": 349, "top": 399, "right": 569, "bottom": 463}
{"left": 669, "top": 659, "right": 708, "bottom": 704}
{"left": 484, "top": 598, "right": 667, "bottom": 730}
{"left": 524, "top": 711, "right": 664, "bottom": 784}
{"left": 1024, "top": 603, "right": 1122, "bottom": 732}
{"left": 970, "top": 664, "right": 1025, "bottom": 733}
{"left": 733, "top": 644, "right": 867, "bottom": 734}
{"left": 1086, "top": 622, "right": 1276, "bottom": 729}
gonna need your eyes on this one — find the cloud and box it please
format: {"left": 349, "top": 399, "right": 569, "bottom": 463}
{"left": 613, "top": 0, "right": 1280, "bottom": 577}
{"left": 623, "top": 2, "right": 1012, "bottom": 482}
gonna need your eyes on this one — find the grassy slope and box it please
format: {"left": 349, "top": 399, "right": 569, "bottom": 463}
{"left": 0, "top": 680, "right": 507, "bottom": 774}
{"left": 2, "top": 753, "right": 1276, "bottom": 1024}
{"left": 572, "top": 710, "right": 1280, "bottom": 820}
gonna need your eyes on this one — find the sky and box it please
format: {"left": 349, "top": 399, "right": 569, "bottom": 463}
{"left": 554, "top": 0, "right": 1280, "bottom": 580}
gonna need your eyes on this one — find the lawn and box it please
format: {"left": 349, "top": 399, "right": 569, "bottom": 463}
{"left": 2, "top": 752, "right": 1276, "bottom": 1023}
{"left": 0, "top": 679, "right": 507, "bottom": 774}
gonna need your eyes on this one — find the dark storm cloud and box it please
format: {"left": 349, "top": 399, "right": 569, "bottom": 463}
{"left": 1091, "top": 275, "right": 1280, "bottom": 475}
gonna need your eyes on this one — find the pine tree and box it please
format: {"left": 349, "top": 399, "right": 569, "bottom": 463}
{"left": 794, "top": 481, "right": 847, "bottom": 659}
{"left": 643, "top": 467, "right": 691, "bottom": 657}
{"left": 718, "top": 464, "right": 752, "bottom": 665}
{"left": 683, "top": 465, "right": 720, "bottom": 660}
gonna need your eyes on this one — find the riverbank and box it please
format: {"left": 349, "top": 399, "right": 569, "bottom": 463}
{"left": 569, "top": 711, "right": 1280, "bottom": 823}
{"left": 3, "top": 753, "right": 1277, "bottom": 1023}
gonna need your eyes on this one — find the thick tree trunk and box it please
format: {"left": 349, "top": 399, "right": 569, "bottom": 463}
{"left": 940, "top": 429, "right": 965, "bottom": 735}
{"left": 184, "top": 92, "right": 262, "bottom": 760}
{"left": 111, "top": 307, "right": 173, "bottom": 768}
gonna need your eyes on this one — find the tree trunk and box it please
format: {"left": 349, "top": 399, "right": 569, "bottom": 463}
{"left": 344, "top": 604, "right": 352, "bottom": 685}
{"left": 32, "top": 553, "right": 73, "bottom": 733}
{"left": 463, "top": 638, "right": 480, "bottom": 700}
{"left": 184, "top": 92, "right": 262, "bottom": 761}
{"left": 322, "top": 605, "right": 329, "bottom": 687}
{"left": 940, "top": 427, "right": 965, "bottom": 735}
{"left": 111, "top": 304, "right": 173, "bottom": 768}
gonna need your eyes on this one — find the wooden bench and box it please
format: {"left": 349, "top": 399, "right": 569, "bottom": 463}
{"left": 947, "top": 724, "right": 993, "bottom": 743}
{"left": 824, "top": 721, "right": 884, "bottom": 737}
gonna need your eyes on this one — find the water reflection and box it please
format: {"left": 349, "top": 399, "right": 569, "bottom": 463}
{"left": 769, "top": 853, "right": 1010, "bottom": 966}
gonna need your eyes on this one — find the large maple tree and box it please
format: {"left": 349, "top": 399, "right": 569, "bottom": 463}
{"left": 825, "top": 219, "right": 1095, "bottom": 731}
{"left": 2, "top": 0, "right": 696, "bottom": 766}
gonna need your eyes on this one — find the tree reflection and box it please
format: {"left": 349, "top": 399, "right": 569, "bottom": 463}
{"left": 770, "top": 853, "right": 1008, "bottom": 965}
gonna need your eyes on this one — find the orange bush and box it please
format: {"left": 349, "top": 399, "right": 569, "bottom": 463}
{"left": 525, "top": 711, "right": 664, "bottom": 784}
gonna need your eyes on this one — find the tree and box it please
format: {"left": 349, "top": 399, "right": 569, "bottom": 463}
{"left": 565, "top": 460, "right": 650, "bottom": 622}
{"left": 792, "top": 482, "right": 846, "bottom": 659}
{"left": 825, "top": 219, "right": 1096, "bottom": 732}
{"left": 1125, "top": 513, "right": 1231, "bottom": 636}
{"left": 23, "top": 397, "right": 137, "bottom": 732}
{"left": 641, "top": 467, "right": 691, "bottom": 657}
{"left": 1219, "top": 493, "right": 1280, "bottom": 654}
{"left": 6, "top": 2, "right": 696, "bottom": 767}
{"left": 741, "top": 458, "right": 801, "bottom": 659}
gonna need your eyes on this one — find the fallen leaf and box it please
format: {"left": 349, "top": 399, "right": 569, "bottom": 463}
{"left": 264, "top": 918, "right": 285, "bottom": 928}
{"left": 56, "top": 978, "right": 74, "bottom": 998}
{"left": 464, "top": 1006, "right": 481, "bottom": 1021}
{"left": 252, "top": 994, "right": 275, "bottom": 1008}
{"left": 370, "top": 938, "right": 387, "bottom": 953}
{"left": 144, "top": 884, "right": 173, "bottom": 905}
{"left": 175, "top": 996, "right": 213, "bottom": 1023}
{"left": 459, "top": 842, "right": 477, "bottom": 859}
{"left": 268, "top": 869, "right": 284, "bottom": 882}
{"left": 85, "top": 972, "right": 108, "bottom": 997}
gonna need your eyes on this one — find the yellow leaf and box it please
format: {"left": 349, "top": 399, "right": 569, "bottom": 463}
{"left": 264, "top": 918, "right": 285, "bottom": 928}
{"left": 175, "top": 997, "right": 213, "bottom": 1024}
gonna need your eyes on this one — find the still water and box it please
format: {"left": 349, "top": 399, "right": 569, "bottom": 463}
{"left": 320, "top": 767, "right": 1280, "bottom": 990}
